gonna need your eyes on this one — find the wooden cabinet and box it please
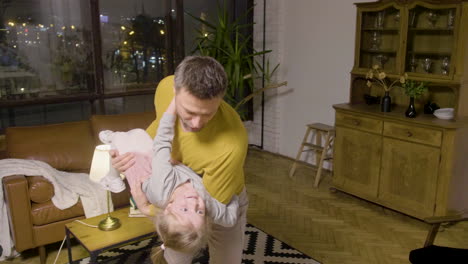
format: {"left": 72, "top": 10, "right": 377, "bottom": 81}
{"left": 334, "top": 0, "right": 468, "bottom": 219}
{"left": 334, "top": 125, "right": 382, "bottom": 199}
{"left": 333, "top": 105, "right": 468, "bottom": 219}
{"left": 379, "top": 137, "right": 440, "bottom": 217}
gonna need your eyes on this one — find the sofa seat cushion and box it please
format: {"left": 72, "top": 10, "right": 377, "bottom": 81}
{"left": 30, "top": 191, "right": 130, "bottom": 226}
{"left": 31, "top": 200, "right": 84, "bottom": 226}
{"left": 28, "top": 176, "right": 130, "bottom": 218}
{"left": 28, "top": 176, "right": 54, "bottom": 203}
{"left": 6, "top": 121, "right": 95, "bottom": 172}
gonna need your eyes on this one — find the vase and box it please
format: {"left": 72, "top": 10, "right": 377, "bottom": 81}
{"left": 405, "top": 97, "right": 417, "bottom": 118}
{"left": 381, "top": 91, "right": 391, "bottom": 112}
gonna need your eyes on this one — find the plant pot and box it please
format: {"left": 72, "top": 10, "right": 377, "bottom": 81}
{"left": 381, "top": 91, "right": 391, "bottom": 112}
{"left": 405, "top": 97, "right": 417, "bottom": 118}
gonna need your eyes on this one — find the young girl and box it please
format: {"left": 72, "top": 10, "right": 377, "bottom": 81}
{"left": 101, "top": 99, "right": 240, "bottom": 263}
{"left": 130, "top": 174, "right": 209, "bottom": 264}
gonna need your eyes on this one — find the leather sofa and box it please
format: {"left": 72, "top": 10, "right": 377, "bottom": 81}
{"left": 2, "top": 111, "right": 155, "bottom": 264}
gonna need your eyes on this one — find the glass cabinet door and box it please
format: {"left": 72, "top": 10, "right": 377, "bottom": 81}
{"left": 405, "top": 5, "right": 458, "bottom": 78}
{"left": 358, "top": 6, "right": 401, "bottom": 73}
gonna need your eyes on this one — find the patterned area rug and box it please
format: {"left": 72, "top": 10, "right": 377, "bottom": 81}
{"left": 75, "top": 224, "right": 320, "bottom": 264}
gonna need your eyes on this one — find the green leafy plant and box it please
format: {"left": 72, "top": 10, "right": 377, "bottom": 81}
{"left": 188, "top": 2, "right": 286, "bottom": 119}
{"left": 402, "top": 79, "right": 428, "bottom": 98}
{"left": 235, "top": 59, "right": 286, "bottom": 110}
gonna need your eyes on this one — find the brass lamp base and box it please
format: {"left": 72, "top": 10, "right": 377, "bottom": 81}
{"left": 98, "top": 214, "right": 121, "bottom": 231}
{"left": 97, "top": 190, "right": 121, "bottom": 231}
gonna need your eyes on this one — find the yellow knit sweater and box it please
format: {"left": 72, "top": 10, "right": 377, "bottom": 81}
{"left": 146, "top": 76, "right": 247, "bottom": 204}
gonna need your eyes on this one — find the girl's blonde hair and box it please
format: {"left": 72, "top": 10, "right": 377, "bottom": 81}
{"left": 150, "top": 210, "right": 211, "bottom": 264}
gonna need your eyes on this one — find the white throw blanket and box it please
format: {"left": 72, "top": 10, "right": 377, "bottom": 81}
{"left": 0, "top": 159, "right": 110, "bottom": 260}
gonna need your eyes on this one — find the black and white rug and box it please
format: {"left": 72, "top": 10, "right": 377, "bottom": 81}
{"left": 75, "top": 224, "right": 320, "bottom": 264}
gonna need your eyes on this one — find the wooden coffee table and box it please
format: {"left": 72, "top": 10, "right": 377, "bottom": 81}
{"left": 65, "top": 207, "right": 156, "bottom": 264}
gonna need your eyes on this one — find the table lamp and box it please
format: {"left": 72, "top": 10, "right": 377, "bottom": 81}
{"left": 89, "top": 144, "right": 121, "bottom": 231}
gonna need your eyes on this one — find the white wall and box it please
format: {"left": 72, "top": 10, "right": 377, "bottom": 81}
{"left": 252, "top": 0, "right": 374, "bottom": 162}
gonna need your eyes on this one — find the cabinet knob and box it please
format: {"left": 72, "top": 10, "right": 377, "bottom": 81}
{"left": 352, "top": 119, "right": 361, "bottom": 126}
{"left": 407, "top": 131, "right": 413, "bottom": 137}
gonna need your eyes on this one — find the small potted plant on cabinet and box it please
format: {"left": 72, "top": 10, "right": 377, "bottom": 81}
{"left": 402, "top": 79, "right": 428, "bottom": 118}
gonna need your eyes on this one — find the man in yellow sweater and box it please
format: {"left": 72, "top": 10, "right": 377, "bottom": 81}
{"left": 113, "top": 56, "right": 248, "bottom": 263}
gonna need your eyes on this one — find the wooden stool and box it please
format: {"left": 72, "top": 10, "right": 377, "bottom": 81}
{"left": 289, "top": 123, "right": 335, "bottom": 187}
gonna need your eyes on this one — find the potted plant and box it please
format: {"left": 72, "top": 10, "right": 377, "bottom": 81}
{"left": 402, "top": 79, "right": 428, "bottom": 118}
{"left": 188, "top": 2, "right": 286, "bottom": 120}
{"left": 366, "top": 65, "right": 407, "bottom": 112}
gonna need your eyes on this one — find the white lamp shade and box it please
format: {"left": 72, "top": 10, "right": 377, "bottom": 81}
{"left": 89, "top": 144, "right": 112, "bottom": 183}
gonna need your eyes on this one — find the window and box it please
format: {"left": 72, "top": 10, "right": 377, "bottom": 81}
{"left": 100, "top": 0, "right": 169, "bottom": 93}
{"left": 0, "top": 0, "right": 252, "bottom": 132}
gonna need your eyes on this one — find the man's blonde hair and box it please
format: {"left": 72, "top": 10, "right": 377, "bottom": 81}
{"left": 150, "top": 210, "right": 211, "bottom": 264}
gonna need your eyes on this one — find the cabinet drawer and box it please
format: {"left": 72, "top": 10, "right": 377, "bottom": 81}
{"left": 383, "top": 122, "right": 442, "bottom": 147}
{"left": 335, "top": 112, "right": 382, "bottom": 134}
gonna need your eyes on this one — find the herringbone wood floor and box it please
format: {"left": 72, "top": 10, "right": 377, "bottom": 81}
{"left": 245, "top": 147, "right": 468, "bottom": 264}
{"left": 3, "top": 147, "right": 468, "bottom": 264}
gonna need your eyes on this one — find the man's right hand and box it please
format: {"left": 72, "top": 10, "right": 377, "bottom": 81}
{"left": 109, "top": 149, "right": 136, "bottom": 173}
{"left": 129, "top": 175, "right": 154, "bottom": 216}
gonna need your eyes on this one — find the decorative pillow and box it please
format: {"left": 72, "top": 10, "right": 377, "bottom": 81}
{"left": 28, "top": 176, "right": 54, "bottom": 204}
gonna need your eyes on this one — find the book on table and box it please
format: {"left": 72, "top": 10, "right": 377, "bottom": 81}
{"left": 128, "top": 197, "right": 146, "bottom": 218}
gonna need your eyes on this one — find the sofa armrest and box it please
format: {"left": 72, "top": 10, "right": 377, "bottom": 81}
{"left": 2, "top": 175, "right": 35, "bottom": 252}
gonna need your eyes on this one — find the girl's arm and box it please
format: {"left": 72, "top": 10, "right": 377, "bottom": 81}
{"left": 142, "top": 99, "right": 179, "bottom": 206}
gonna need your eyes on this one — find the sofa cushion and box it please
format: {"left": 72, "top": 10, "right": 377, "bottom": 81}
{"left": 27, "top": 176, "right": 54, "bottom": 203}
{"left": 6, "top": 121, "right": 95, "bottom": 171}
{"left": 30, "top": 189, "right": 130, "bottom": 226}
{"left": 27, "top": 173, "right": 129, "bottom": 206}
{"left": 31, "top": 200, "right": 84, "bottom": 226}
{"left": 90, "top": 111, "right": 155, "bottom": 145}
